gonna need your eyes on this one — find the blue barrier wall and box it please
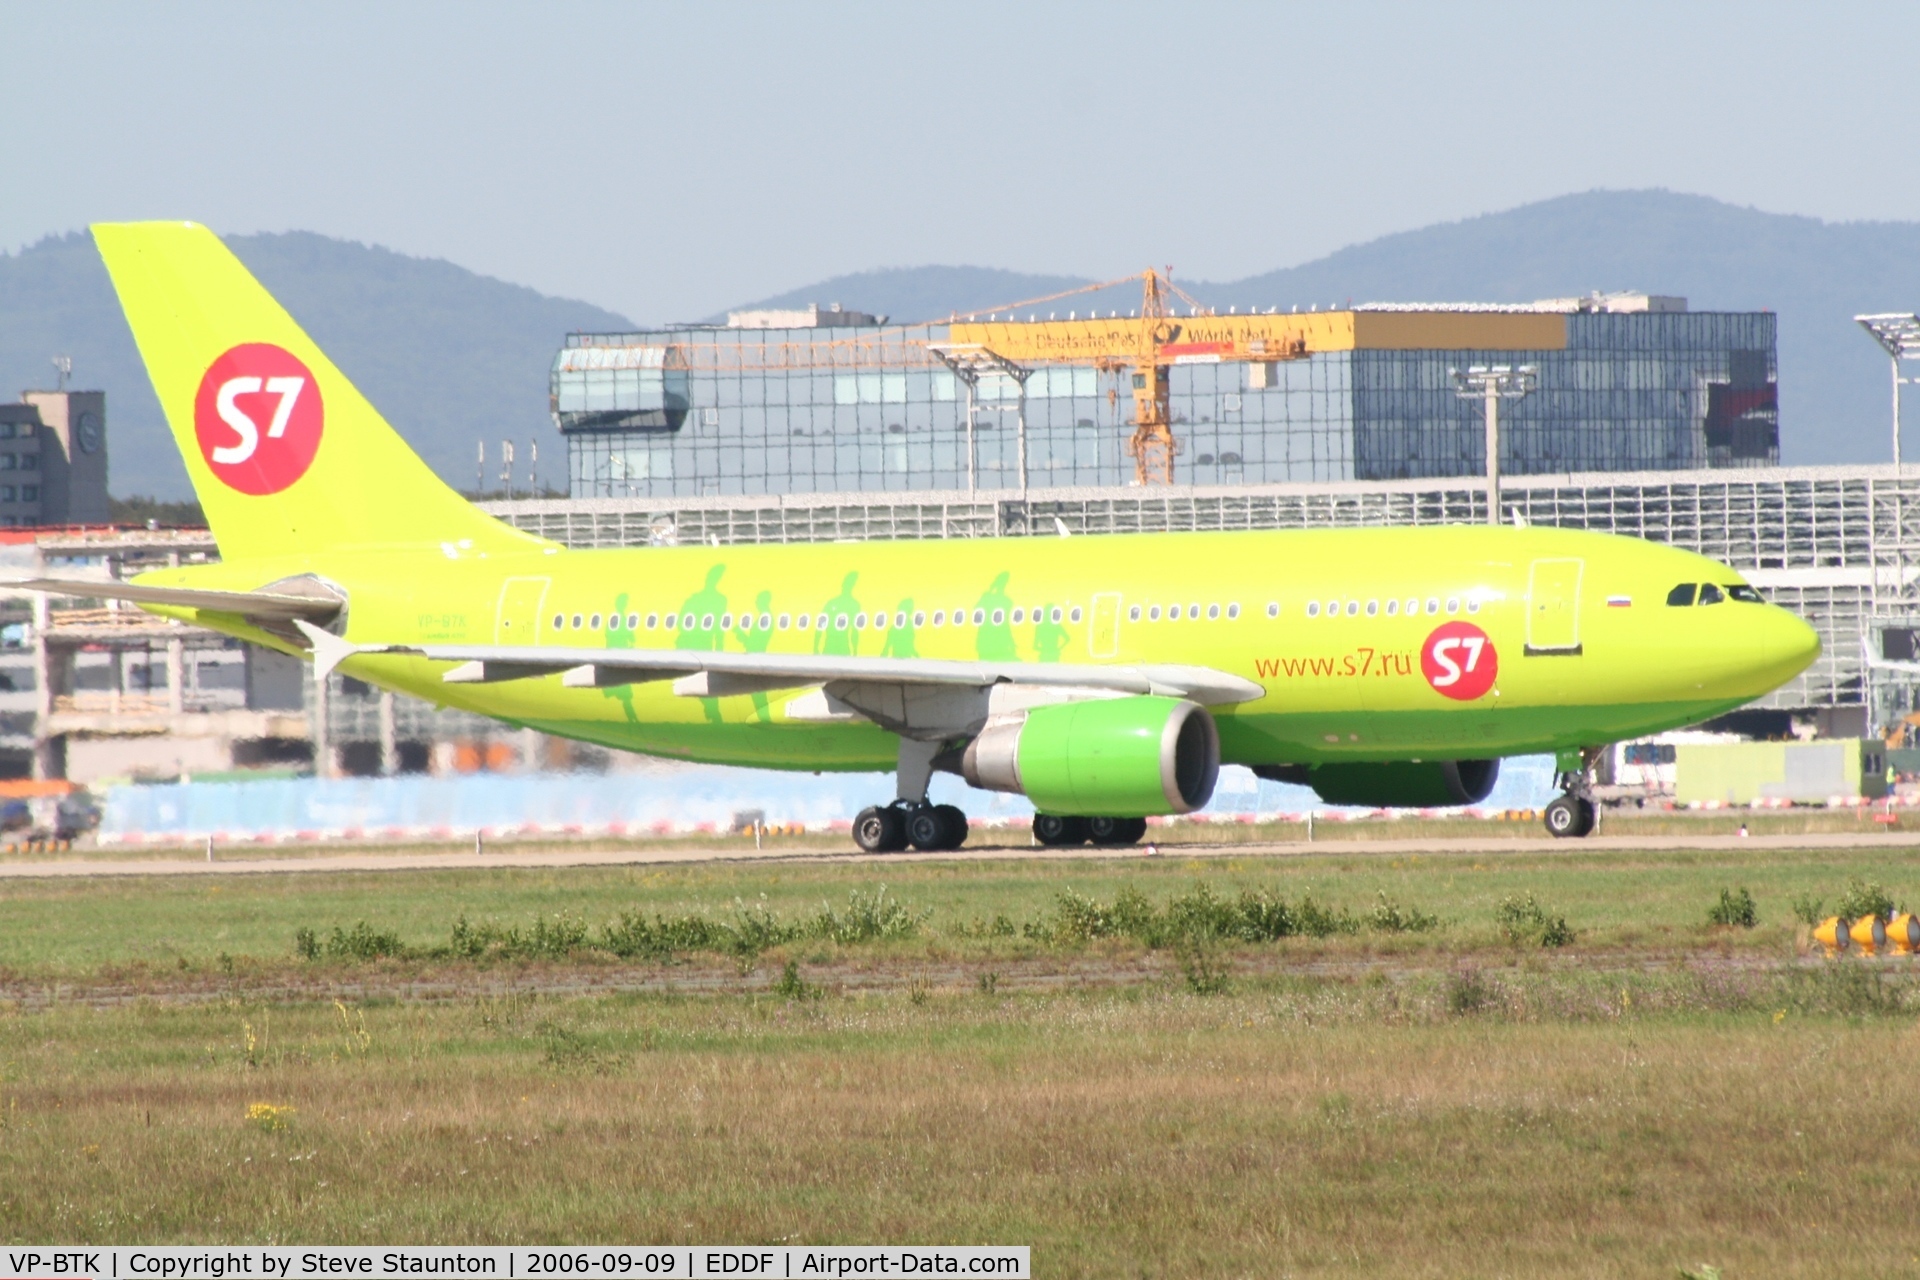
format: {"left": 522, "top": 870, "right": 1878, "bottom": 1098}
{"left": 99, "top": 758, "right": 1559, "bottom": 842}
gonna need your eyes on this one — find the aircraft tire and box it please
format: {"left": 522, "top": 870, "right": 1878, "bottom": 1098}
{"left": 1087, "top": 816, "right": 1149, "bottom": 846}
{"left": 854, "top": 805, "right": 909, "bottom": 853}
{"left": 1543, "top": 795, "right": 1593, "bottom": 839}
{"left": 933, "top": 804, "right": 969, "bottom": 850}
{"left": 905, "top": 805, "right": 951, "bottom": 852}
{"left": 1033, "top": 814, "right": 1091, "bottom": 846}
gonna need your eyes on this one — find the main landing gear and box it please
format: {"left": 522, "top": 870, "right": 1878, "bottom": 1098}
{"left": 1034, "top": 814, "right": 1150, "bottom": 847}
{"left": 852, "top": 801, "right": 969, "bottom": 853}
{"left": 853, "top": 738, "right": 970, "bottom": 853}
{"left": 1543, "top": 747, "right": 1603, "bottom": 839}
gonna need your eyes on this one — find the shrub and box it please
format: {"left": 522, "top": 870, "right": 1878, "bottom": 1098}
{"left": 1835, "top": 878, "right": 1897, "bottom": 923}
{"left": 772, "top": 959, "right": 820, "bottom": 1001}
{"left": 808, "top": 886, "right": 925, "bottom": 944}
{"left": 322, "top": 921, "right": 407, "bottom": 961}
{"left": 1706, "top": 886, "right": 1758, "bottom": 929}
{"left": 1445, "top": 968, "right": 1496, "bottom": 1015}
{"left": 1496, "top": 893, "right": 1575, "bottom": 948}
{"left": 1789, "top": 894, "right": 1826, "bottom": 927}
{"left": 1368, "top": 891, "right": 1438, "bottom": 934}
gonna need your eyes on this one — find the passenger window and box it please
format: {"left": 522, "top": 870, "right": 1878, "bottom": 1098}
{"left": 1050, "top": 607, "right": 1063, "bottom": 623}
{"left": 626, "top": 613, "right": 639, "bottom": 630}
{"left": 1266, "top": 602, "right": 1279, "bottom": 618}
{"left": 972, "top": 609, "right": 985, "bottom": 625}
{"left": 854, "top": 613, "right": 866, "bottom": 630}
{"left": 778, "top": 614, "right": 790, "bottom": 629}
{"left": 1307, "top": 602, "right": 1320, "bottom": 618}
{"left": 1426, "top": 599, "right": 1439, "bottom": 615}
{"left": 1698, "top": 584, "right": 1724, "bottom": 605}
{"left": 552, "top": 614, "right": 563, "bottom": 630}
{"left": 759, "top": 613, "right": 772, "bottom": 630}
{"left": 1012, "top": 608, "right": 1024, "bottom": 624}
{"left": 1365, "top": 600, "right": 1378, "bottom": 616}
{"left": 571, "top": 614, "right": 583, "bottom": 629}
{"left": 1667, "top": 584, "right": 1696, "bottom": 606}
{"left": 665, "top": 615, "right": 678, "bottom": 630}
{"left": 1227, "top": 603, "right": 1240, "bottom": 620}
{"left": 1150, "top": 605, "right": 1163, "bottom": 621}
{"left": 701, "top": 614, "right": 715, "bottom": 630}
{"left": 590, "top": 614, "right": 602, "bottom": 630}
{"left": 913, "top": 611, "right": 925, "bottom": 627}
{"left": 646, "top": 613, "right": 658, "bottom": 629}
{"left": 1169, "top": 605, "right": 1183, "bottom": 621}
{"left": 1070, "top": 607, "right": 1083, "bottom": 623}
{"left": 797, "top": 615, "right": 810, "bottom": 630}
{"left": 1407, "top": 598, "right": 1419, "bottom": 616}
{"left": 719, "top": 614, "right": 731, "bottom": 630}
{"left": 1386, "top": 600, "right": 1398, "bottom": 616}
{"left": 1727, "top": 584, "right": 1763, "bottom": 603}
{"left": 1467, "top": 600, "right": 1479, "bottom": 614}
{"left": 1128, "top": 605, "right": 1141, "bottom": 622}
{"left": 894, "top": 612, "right": 906, "bottom": 628}
{"left": 1207, "top": 604, "right": 1221, "bottom": 620}
{"left": 1446, "top": 598, "right": 1459, "bottom": 614}
{"left": 1345, "top": 601, "right": 1358, "bottom": 617}
{"left": 837, "top": 614, "right": 849, "bottom": 631}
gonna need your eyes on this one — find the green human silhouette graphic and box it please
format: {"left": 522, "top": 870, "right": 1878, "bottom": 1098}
{"left": 677, "top": 564, "right": 728, "bottom": 723}
{"left": 816, "top": 571, "right": 863, "bottom": 657}
{"left": 880, "top": 598, "right": 918, "bottom": 659}
{"left": 733, "top": 589, "right": 776, "bottom": 724}
{"left": 974, "top": 571, "right": 1017, "bottom": 660}
{"left": 603, "top": 591, "right": 639, "bottom": 723}
{"left": 1031, "top": 602, "right": 1069, "bottom": 663}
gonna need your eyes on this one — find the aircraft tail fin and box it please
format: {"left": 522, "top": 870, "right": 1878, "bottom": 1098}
{"left": 91, "top": 221, "right": 549, "bottom": 560}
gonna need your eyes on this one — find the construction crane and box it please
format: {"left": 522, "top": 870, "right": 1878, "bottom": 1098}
{"left": 563, "top": 269, "right": 1333, "bottom": 485}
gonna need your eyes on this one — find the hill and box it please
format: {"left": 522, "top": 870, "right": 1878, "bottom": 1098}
{"left": 0, "top": 231, "right": 632, "bottom": 501}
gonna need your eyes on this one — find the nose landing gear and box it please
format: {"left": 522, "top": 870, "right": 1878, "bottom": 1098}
{"left": 1543, "top": 747, "right": 1603, "bottom": 838}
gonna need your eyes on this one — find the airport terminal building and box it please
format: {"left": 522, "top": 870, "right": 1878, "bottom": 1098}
{"left": 551, "top": 293, "right": 1779, "bottom": 499}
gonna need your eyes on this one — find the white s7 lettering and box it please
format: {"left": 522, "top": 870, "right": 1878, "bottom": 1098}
{"left": 263, "top": 376, "right": 304, "bottom": 438}
{"left": 1430, "top": 638, "right": 1462, "bottom": 686}
{"left": 212, "top": 376, "right": 305, "bottom": 466}
{"left": 1460, "top": 636, "right": 1485, "bottom": 672}
{"left": 212, "top": 376, "right": 262, "bottom": 464}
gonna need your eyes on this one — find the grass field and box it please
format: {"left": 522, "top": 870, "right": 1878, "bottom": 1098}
{"left": 2, "top": 841, "right": 1919, "bottom": 1274}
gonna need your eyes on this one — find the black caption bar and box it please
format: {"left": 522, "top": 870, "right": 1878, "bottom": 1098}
{"left": 0, "top": 1248, "right": 1029, "bottom": 1280}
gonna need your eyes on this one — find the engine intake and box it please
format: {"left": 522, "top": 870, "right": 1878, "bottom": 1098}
{"left": 962, "top": 695, "right": 1219, "bottom": 816}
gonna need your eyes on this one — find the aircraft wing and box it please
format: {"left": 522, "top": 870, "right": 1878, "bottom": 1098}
{"left": 295, "top": 622, "right": 1264, "bottom": 708}
{"left": 0, "top": 575, "right": 344, "bottom": 622}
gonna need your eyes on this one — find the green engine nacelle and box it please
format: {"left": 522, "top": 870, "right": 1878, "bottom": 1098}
{"left": 1306, "top": 758, "right": 1500, "bottom": 808}
{"left": 961, "top": 695, "right": 1220, "bottom": 817}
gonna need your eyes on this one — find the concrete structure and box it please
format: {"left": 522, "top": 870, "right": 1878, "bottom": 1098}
{"left": 21, "top": 391, "right": 111, "bottom": 525}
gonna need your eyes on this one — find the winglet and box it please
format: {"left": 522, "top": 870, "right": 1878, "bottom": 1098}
{"left": 293, "top": 619, "right": 358, "bottom": 681}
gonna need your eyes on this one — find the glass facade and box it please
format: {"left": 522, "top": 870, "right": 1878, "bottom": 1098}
{"left": 556, "top": 310, "right": 1776, "bottom": 499}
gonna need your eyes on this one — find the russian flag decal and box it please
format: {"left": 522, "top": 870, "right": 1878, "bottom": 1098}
{"left": 1607, "top": 595, "right": 1632, "bottom": 608}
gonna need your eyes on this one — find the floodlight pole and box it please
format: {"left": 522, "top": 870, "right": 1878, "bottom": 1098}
{"left": 1855, "top": 314, "right": 1920, "bottom": 469}
{"left": 1451, "top": 365, "right": 1538, "bottom": 525}
{"left": 928, "top": 344, "right": 1033, "bottom": 496}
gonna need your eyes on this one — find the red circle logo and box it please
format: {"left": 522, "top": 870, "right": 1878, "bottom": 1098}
{"left": 1421, "top": 621, "right": 1498, "bottom": 701}
{"left": 192, "top": 343, "right": 323, "bottom": 495}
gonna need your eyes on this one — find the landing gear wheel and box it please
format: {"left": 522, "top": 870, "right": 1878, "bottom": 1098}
{"left": 933, "top": 804, "right": 969, "bottom": 850}
{"left": 1034, "top": 814, "right": 1092, "bottom": 846}
{"left": 1087, "top": 816, "right": 1149, "bottom": 846}
{"left": 1543, "top": 794, "right": 1596, "bottom": 839}
{"left": 853, "top": 804, "right": 909, "bottom": 853}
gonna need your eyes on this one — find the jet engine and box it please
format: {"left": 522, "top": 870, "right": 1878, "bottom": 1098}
{"left": 961, "top": 695, "right": 1219, "bottom": 817}
{"left": 1270, "top": 758, "right": 1501, "bottom": 808}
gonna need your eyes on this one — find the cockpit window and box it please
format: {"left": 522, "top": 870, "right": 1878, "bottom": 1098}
{"left": 1666, "top": 584, "right": 1697, "bottom": 606}
{"left": 1727, "top": 584, "right": 1763, "bottom": 603}
{"left": 1697, "top": 583, "right": 1724, "bottom": 605}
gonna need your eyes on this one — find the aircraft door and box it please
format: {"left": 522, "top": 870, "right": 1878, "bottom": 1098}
{"left": 1089, "top": 593, "right": 1122, "bottom": 658}
{"left": 495, "top": 576, "right": 550, "bottom": 645}
{"left": 1525, "top": 559, "right": 1583, "bottom": 655}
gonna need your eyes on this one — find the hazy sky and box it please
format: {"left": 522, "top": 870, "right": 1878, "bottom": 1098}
{"left": 7, "top": 1, "right": 1920, "bottom": 323}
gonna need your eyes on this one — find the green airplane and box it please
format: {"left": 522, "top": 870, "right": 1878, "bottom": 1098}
{"left": 18, "top": 222, "right": 1819, "bottom": 849}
